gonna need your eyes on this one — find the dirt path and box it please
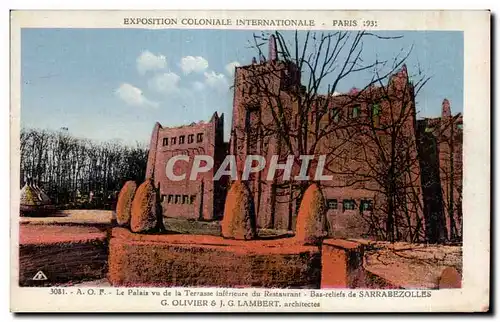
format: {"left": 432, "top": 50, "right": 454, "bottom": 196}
{"left": 361, "top": 241, "right": 462, "bottom": 289}
{"left": 20, "top": 210, "right": 113, "bottom": 225}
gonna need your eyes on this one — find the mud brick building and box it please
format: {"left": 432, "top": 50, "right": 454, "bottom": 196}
{"left": 417, "top": 100, "right": 463, "bottom": 242}
{"left": 145, "top": 112, "right": 228, "bottom": 220}
{"left": 144, "top": 37, "right": 463, "bottom": 243}
{"left": 229, "top": 36, "right": 463, "bottom": 242}
{"left": 230, "top": 36, "right": 417, "bottom": 236}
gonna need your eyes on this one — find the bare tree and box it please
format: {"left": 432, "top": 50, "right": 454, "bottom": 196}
{"left": 435, "top": 114, "right": 463, "bottom": 241}
{"left": 20, "top": 127, "right": 148, "bottom": 209}
{"left": 232, "top": 30, "right": 421, "bottom": 233}
{"left": 329, "top": 64, "right": 432, "bottom": 242}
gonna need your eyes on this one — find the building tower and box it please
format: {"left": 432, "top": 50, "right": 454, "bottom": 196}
{"left": 229, "top": 36, "right": 303, "bottom": 229}
{"left": 269, "top": 34, "right": 277, "bottom": 61}
{"left": 442, "top": 98, "right": 451, "bottom": 118}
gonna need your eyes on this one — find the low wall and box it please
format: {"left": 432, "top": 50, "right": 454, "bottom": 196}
{"left": 108, "top": 227, "right": 321, "bottom": 288}
{"left": 321, "top": 239, "right": 366, "bottom": 288}
{"left": 321, "top": 238, "right": 462, "bottom": 289}
{"left": 362, "top": 241, "right": 463, "bottom": 289}
{"left": 19, "top": 224, "right": 108, "bottom": 286}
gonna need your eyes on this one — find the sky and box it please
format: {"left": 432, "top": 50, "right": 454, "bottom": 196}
{"left": 21, "top": 29, "right": 463, "bottom": 145}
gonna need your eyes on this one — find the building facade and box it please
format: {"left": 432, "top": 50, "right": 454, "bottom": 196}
{"left": 145, "top": 112, "right": 227, "bottom": 221}
{"left": 417, "top": 100, "right": 463, "bottom": 242}
{"left": 229, "top": 37, "right": 462, "bottom": 242}
{"left": 144, "top": 37, "right": 463, "bottom": 243}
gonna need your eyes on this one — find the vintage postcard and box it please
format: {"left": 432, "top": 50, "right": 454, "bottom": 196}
{"left": 10, "top": 10, "right": 490, "bottom": 312}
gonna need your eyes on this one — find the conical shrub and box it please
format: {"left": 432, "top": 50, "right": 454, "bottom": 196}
{"left": 294, "top": 183, "right": 327, "bottom": 245}
{"left": 221, "top": 181, "right": 256, "bottom": 240}
{"left": 130, "top": 180, "right": 158, "bottom": 233}
{"left": 115, "top": 181, "right": 137, "bottom": 226}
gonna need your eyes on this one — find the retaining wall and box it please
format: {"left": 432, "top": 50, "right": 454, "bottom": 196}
{"left": 108, "top": 227, "right": 321, "bottom": 288}
{"left": 19, "top": 224, "right": 108, "bottom": 286}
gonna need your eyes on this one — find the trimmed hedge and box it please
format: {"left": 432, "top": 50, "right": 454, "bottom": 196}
{"left": 115, "top": 181, "right": 137, "bottom": 227}
{"left": 108, "top": 227, "right": 321, "bottom": 288}
{"left": 19, "top": 224, "right": 107, "bottom": 286}
{"left": 130, "top": 180, "right": 158, "bottom": 233}
{"left": 221, "top": 181, "right": 256, "bottom": 240}
{"left": 294, "top": 183, "right": 327, "bottom": 245}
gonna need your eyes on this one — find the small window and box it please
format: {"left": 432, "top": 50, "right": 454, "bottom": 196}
{"left": 190, "top": 195, "right": 196, "bottom": 204}
{"left": 327, "top": 199, "right": 338, "bottom": 210}
{"left": 343, "top": 199, "right": 356, "bottom": 211}
{"left": 182, "top": 195, "right": 189, "bottom": 204}
{"left": 167, "top": 195, "right": 174, "bottom": 204}
{"left": 188, "top": 134, "right": 194, "bottom": 144}
{"left": 334, "top": 110, "right": 341, "bottom": 123}
{"left": 351, "top": 105, "right": 360, "bottom": 118}
{"left": 163, "top": 138, "right": 169, "bottom": 146}
{"left": 360, "top": 200, "right": 373, "bottom": 211}
{"left": 179, "top": 135, "right": 185, "bottom": 144}
{"left": 171, "top": 137, "right": 177, "bottom": 145}
{"left": 175, "top": 195, "right": 181, "bottom": 204}
{"left": 197, "top": 133, "right": 203, "bottom": 143}
{"left": 330, "top": 108, "right": 340, "bottom": 123}
{"left": 371, "top": 104, "right": 381, "bottom": 126}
